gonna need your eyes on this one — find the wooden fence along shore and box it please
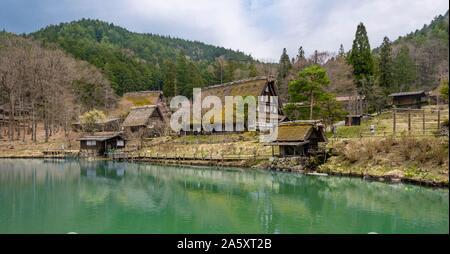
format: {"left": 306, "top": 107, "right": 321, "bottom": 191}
{"left": 108, "top": 151, "right": 271, "bottom": 162}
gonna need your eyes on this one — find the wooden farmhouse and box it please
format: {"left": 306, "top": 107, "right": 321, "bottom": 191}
{"left": 121, "top": 105, "right": 166, "bottom": 135}
{"left": 389, "top": 91, "right": 427, "bottom": 109}
{"left": 197, "top": 76, "right": 284, "bottom": 133}
{"left": 268, "top": 121, "right": 327, "bottom": 157}
{"left": 78, "top": 132, "right": 126, "bottom": 156}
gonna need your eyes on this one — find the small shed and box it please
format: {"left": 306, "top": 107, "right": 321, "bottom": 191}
{"left": 78, "top": 132, "right": 126, "bottom": 156}
{"left": 345, "top": 115, "right": 362, "bottom": 126}
{"left": 269, "top": 121, "right": 328, "bottom": 157}
{"left": 389, "top": 91, "right": 427, "bottom": 109}
{"left": 121, "top": 105, "right": 165, "bottom": 134}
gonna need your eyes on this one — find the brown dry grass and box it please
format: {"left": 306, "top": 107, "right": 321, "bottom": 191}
{"left": 323, "top": 136, "right": 449, "bottom": 184}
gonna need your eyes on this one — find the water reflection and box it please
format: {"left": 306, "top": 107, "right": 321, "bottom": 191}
{"left": 0, "top": 159, "right": 448, "bottom": 234}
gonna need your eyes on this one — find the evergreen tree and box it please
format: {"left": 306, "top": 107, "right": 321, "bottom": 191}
{"left": 338, "top": 44, "right": 345, "bottom": 57}
{"left": 224, "top": 60, "right": 237, "bottom": 82}
{"left": 348, "top": 22, "right": 374, "bottom": 89}
{"left": 378, "top": 36, "right": 394, "bottom": 92}
{"left": 297, "top": 46, "right": 305, "bottom": 61}
{"left": 248, "top": 63, "right": 258, "bottom": 77}
{"left": 288, "top": 65, "right": 331, "bottom": 120}
{"left": 277, "top": 48, "right": 291, "bottom": 81}
{"left": 175, "top": 53, "right": 189, "bottom": 95}
{"left": 162, "top": 60, "right": 177, "bottom": 97}
{"left": 392, "top": 45, "right": 417, "bottom": 91}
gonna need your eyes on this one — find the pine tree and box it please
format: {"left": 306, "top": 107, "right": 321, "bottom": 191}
{"left": 338, "top": 44, "right": 345, "bottom": 58}
{"left": 277, "top": 48, "right": 291, "bottom": 81}
{"left": 248, "top": 63, "right": 258, "bottom": 77}
{"left": 312, "top": 50, "right": 319, "bottom": 64}
{"left": 378, "top": 36, "right": 394, "bottom": 92}
{"left": 162, "top": 60, "right": 177, "bottom": 97}
{"left": 392, "top": 45, "right": 416, "bottom": 91}
{"left": 348, "top": 22, "right": 374, "bottom": 88}
{"left": 288, "top": 65, "right": 331, "bottom": 120}
{"left": 296, "top": 46, "right": 305, "bottom": 61}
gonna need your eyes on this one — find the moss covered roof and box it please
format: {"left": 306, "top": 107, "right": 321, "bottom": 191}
{"left": 273, "top": 121, "right": 327, "bottom": 142}
{"left": 201, "top": 76, "right": 272, "bottom": 100}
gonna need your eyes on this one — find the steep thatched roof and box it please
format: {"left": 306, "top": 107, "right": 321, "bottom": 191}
{"left": 201, "top": 76, "right": 275, "bottom": 100}
{"left": 272, "top": 121, "right": 327, "bottom": 143}
{"left": 122, "top": 105, "right": 161, "bottom": 127}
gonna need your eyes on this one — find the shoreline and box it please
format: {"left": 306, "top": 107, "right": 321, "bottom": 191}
{"left": 1, "top": 154, "right": 448, "bottom": 189}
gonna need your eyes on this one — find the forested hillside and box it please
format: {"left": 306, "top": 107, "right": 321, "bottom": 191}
{"left": 375, "top": 10, "right": 449, "bottom": 92}
{"left": 30, "top": 19, "right": 261, "bottom": 96}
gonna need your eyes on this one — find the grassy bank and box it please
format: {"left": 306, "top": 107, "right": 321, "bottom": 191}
{"left": 319, "top": 136, "right": 449, "bottom": 186}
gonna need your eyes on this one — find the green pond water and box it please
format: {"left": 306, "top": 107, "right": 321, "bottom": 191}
{"left": 0, "top": 159, "right": 448, "bottom": 234}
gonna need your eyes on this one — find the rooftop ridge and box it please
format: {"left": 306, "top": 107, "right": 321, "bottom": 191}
{"left": 123, "top": 90, "right": 163, "bottom": 96}
{"left": 201, "top": 76, "right": 270, "bottom": 91}
{"left": 130, "top": 105, "right": 157, "bottom": 110}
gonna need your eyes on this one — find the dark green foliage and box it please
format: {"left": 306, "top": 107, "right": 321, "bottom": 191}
{"left": 296, "top": 46, "right": 305, "bottom": 61}
{"left": 277, "top": 48, "right": 291, "bottom": 82}
{"left": 338, "top": 44, "right": 345, "bottom": 58}
{"left": 392, "top": 45, "right": 417, "bottom": 91}
{"left": 375, "top": 11, "right": 449, "bottom": 91}
{"left": 378, "top": 36, "right": 394, "bottom": 92}
{"left": 288, "top": 65, "right": 345, "bottom": 123}
{"left": 29, "top": 19, "right": 255, "bottom": 96}
{"left": 348, "top": 22, "right": 374, "bottom": 88}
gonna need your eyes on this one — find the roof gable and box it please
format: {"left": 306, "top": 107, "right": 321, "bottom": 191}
{"left": 122, "top": 105, "right": 162, "bottom": 127}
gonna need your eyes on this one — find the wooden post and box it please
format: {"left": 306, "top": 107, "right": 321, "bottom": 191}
{"left": 271, "top": 146, "right": 274, "bottom": 157}
{"left": 393, "top": 106, "right": 396, "bottom": 135}
{"left": 437, "top": 106, "right": 441, "bottom": 131}
{"left": 408, "top": 107, "right": 411, "bottom": 133}
{"left": 437, "top": 95, "right": 441, "bottom": 131}
{"left": 422, "top": 109, "right": 425, "bottom": 134}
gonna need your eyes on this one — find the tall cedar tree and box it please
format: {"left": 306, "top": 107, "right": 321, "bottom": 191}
{"left": 338, "top": 44, "right": 345, "bottom": 58}
{"left": 348, "top": 22, "right": 374, "bottom": 88}
{"left": 378, "top": 36, "right": 394, "bottom": 92}
{"left": 297, "top": 46, "right": 305, "bottom": 61}
{"left": 162, "top": 60, "right": 177, "bottom": 97}
{"left": 277, "top": 48, "right": 291, "bottom": 81}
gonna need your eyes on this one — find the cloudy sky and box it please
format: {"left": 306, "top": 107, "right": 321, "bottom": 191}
{"left": 1, "top": 0, "right": 448, "bottom": 61}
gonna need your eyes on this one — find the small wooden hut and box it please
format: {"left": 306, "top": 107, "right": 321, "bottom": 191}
{"left": 345, "top": 115, "right": 362, "bottom": 126}
{"left": 78, "top": 132, "right": 126, "bottom": 156}
{"left": 268, "top": 121, "right": 327, "bottom": 157}
{"left": 389, "top": 91, "right": 427, "bottom": 109}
